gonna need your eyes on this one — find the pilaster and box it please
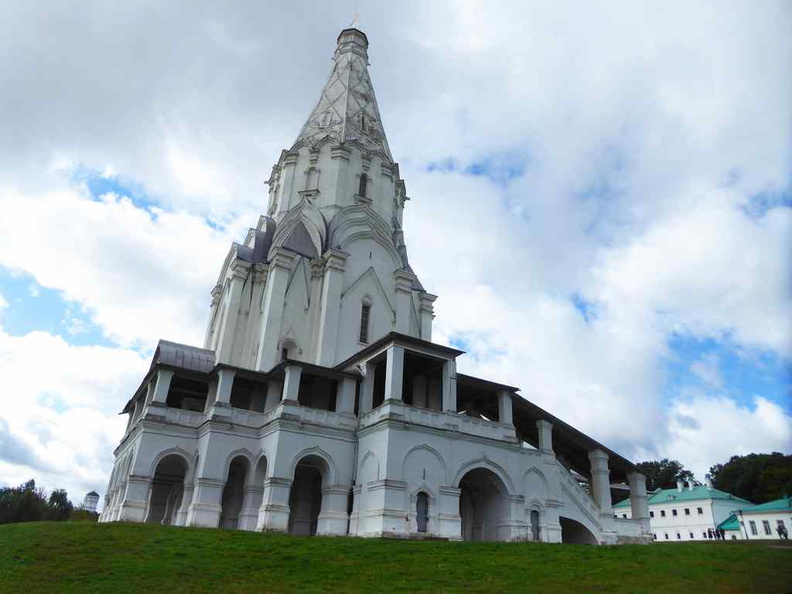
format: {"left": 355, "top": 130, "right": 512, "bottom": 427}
{"left": 216, "top": 259, "right": 251, "bottom": 364}
{"left": 393, "top": 270, "right": 415, "bottom": 334}
{"left": 256, "top": 249, "right": 295, "bottom": 371}
{"left": 317, "top": 485, "right": 352, "bottom": 536}
{"left": 257, "top": 477, "right": 293, "bottom": 532}
{"left": 418, "top": 293, "right": 437, "bottom": 341}
{"left": 438, "top": 486, "right": 462, "bottom": 540}
{"left": 315, "top": 249, "right": 349, "bottom": 366}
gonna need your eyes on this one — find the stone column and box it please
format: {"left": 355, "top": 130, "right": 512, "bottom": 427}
{"left": 336, "top": 377, "right": 357, "bottom": 415}
{"left": 282, "top": 364, "right": 302, "bottom": 403}
{"left": 150, "top": 369, "right": 174, "bottom": 406}
{"left": 264, "top": 378, "right": 283, "bottom": 412}
{"left": 256, "top": 477, "right": 293, "bottom": 532}
{"left": 498, "top": 390, "right": 513, "bottom": 426}
{"left": 362, "top": 479, "right": 408, "bottom": 536}
{"left": 442, "top": 359, "right": 457, "bottom": 412}
{"left": 537, "top": 419, "right": 554, "bottom": 454}
{"left": 256, "top": 249, "right": 295, "bottom": 372}
{"left": 216, "top": 259, "right": 251, "bottom": 364}
{"left": 359, "top": 361, "right": 376, "bottom": 414}
{"left": 186, "top": 477, "right": 225, "bottom": 528}
{"left": 317, "top": 485, "right": 352, "bottom": 536}
{"left": 212, "top": 368, "right": 236, "bottom": 413}
{"left": 117, "top": 475, "right": 152, "bottom": 523}
{"left": 384, "top": 345, "right": 404, "bottom": 402}
{"left": 315, "top": 249, "right": 348, "bottom": 366}
{"left": 628, "top": 471, "right": 650, "bottom": 531}
{"left": 393, "top": 270, "right": 416, "bottom": 334}
{"left": 419, "top": 293, "right": 437, "bottom": 341}
{"left": 238, "top": 485, "right": 264, "bottom": 531}
{"left": 438, "top": 486, "right": 462, "bottom": 540}
{"left": 588, "top": 449, "right": 613, "bottom": 516}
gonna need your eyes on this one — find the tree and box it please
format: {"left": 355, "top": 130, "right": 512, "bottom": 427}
{"left": 46, "top": 489, "right": 74, "bottom": 521}
{"left": 709, "top": 452, "right": 792, "bottom": 504}
{"left": 635, "top": 459, "right": 696, "bottom": 491}
{"left": 0, "top": 479, "right": 75, "bottom": 524}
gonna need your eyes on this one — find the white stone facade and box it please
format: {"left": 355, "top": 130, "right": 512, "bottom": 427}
{"left": 100, "top": 27, "right": 651, "bottom": 545}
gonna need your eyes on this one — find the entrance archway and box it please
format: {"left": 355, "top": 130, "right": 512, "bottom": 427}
{"left": 219, "top": 456, "right": 249, "bottom": 529}
{"left": 147, "top": 454, "right": 188, "bottom": 525}
{"left": 560, "top": 517, "right": 598, "bottom": 544}
{"left": 458, "top": 467, "right": 509, "bottom": 541}
{"left": 288, "top": 455, "right": 327, "bottom": 536}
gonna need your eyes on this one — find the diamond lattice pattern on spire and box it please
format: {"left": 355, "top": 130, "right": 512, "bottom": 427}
{"left": 294, "top": 30, "right": 392, "bottom": 161}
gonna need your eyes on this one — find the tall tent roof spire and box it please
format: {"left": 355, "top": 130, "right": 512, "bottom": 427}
{"left": 293, "top": 28, "right": 392, "bottom": 160}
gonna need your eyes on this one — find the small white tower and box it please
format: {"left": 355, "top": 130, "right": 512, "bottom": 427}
{"left": 83, "top": 491, "right": 100, "bottom": 513}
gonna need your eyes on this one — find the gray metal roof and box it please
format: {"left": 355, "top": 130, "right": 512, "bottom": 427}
{"left": 152, "top": 340, "right": 216, "bottom": 374}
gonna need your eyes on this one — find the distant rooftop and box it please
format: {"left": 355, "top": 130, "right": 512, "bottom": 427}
{"left": 613, "top": 484, "right": 753, "bottom": 508}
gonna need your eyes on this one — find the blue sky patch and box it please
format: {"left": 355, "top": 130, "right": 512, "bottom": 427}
{"left": 664, "top": 333, "right": 791, "bottom": 413}
{"left": 0, "top": 267, "right": 111, "bottom": 347}
{"left": 426, "top": 153, "right": 527, "bottom": 187}
{"left": 570, "top": 293, "right": 599, "bottom": 323}
{"left": 67, "top": 165, "right": 156, "bottom": 210}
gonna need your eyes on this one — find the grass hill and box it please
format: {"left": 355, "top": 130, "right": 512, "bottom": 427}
{"left": 1, "top": 522, "right": 790, "bottom": 593}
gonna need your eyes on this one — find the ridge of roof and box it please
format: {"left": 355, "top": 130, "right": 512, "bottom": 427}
{"left": 736, "top": 496, "right": 792, "bottom": 513}
{"left": 645, "top": 485, "right": 753, "bottom": 505}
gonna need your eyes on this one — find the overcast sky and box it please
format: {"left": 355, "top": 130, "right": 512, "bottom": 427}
{"left": 0, "top": 1, "right": 790, "bottom": 503}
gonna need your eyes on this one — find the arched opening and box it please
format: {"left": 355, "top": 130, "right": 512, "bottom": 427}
{"left": 219, "top": 456, "right": 249, "bottom": 529}
{"left": 530, "top": 509, "right": 541, "bottom": 542}
{"left": 416, "top": 492, "right": 429, "bottom": 533}
{"left": 458, "top": 467, "right": 510, "bottom": 542}
{"left": 560, "top": 517, "right": 598, "bottom": 544}
{"left": 288, "top": 455, "right": 327, "bottom": 536}
{"left": 146, "top": 454, "right": 188, "bottom": 526}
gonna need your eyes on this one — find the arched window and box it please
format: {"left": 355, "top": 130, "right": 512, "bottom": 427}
{"left": 416, "top": 492, "right": 429, "bottom": 533}
{"left": 358, "top": 173, "right": 368, "bottom": 198}
{"left": 359, "top": 302, "right": 371, "bottom": 344}
{"left": 530, "top": 509, "right": 541, "bottom": 541}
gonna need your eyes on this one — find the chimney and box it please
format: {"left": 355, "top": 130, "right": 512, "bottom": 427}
{"left": 705, "top": 474, "right": 713, "bottom": 490}
{"left": 676, "top": 479, "right": 683, "bottom": 492}
{"left": 688, "top": 480, "right": 695, "bottom": 491}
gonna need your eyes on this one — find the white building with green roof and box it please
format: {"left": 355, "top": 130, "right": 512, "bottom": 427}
{"left": 613, "top": 477, "right": 753, "bottom": 542}
{"left": 718, "top": 497, "right": 792, "bottom": 540}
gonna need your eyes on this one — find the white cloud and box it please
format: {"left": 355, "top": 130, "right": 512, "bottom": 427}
{"left": 0, "top": 188, "right": 235, "bottom": 347}
{"left": 660, "top": 394, "right": 792, "bottom": 478}
{"left": 0, "top": 326, "right": 148, "bottom": 499}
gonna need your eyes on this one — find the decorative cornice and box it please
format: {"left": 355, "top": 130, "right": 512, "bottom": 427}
{"left": 269, "top": 247, "right": 296, "bottom": 271}
{"left": 330, "top": 145, "right": 352, "bottom": 161}
{"left": 323, "top": 248, "right": 349, "bottom": 273}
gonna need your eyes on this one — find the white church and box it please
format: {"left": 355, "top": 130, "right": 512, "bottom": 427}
{"left": 99, "top": 27, "right": 652, "bottom": 545}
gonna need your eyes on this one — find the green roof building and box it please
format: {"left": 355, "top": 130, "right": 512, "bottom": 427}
{"left": 613, "top": 477, "right": 754, "bottom": 542}
{"left": 718, "top": 497, "right": 792, "bottom": 540}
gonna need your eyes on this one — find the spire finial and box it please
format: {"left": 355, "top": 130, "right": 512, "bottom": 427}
{"left": 350, "top": 13, "right": 359, "bottom": 29}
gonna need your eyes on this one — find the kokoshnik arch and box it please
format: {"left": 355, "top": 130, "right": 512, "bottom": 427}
{"left": 100, "top": 27, "right": 652, "bottom": 545}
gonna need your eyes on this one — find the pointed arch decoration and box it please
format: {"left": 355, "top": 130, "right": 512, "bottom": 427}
{"left": 327, "top": 205, "right": 402, "bottom": 268}
{"left": 340, "top": 267, "right": 395, "bottom": 320}
{"left": 271, "top": 197, "right": 327, "bottom": 258}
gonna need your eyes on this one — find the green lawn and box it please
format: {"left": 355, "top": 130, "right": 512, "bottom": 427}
{"left": 0, "top": 522, "right": 790, "bottom": 593}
